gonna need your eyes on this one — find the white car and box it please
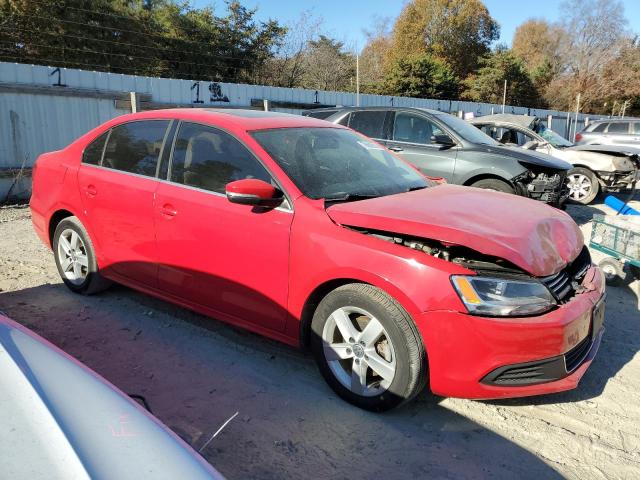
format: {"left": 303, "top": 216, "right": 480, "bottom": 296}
{"left": 470, "top": 114, "right": 640, "bottom": 204}
{"left": 0, "top": 313, "right": 223, "bottom": 480}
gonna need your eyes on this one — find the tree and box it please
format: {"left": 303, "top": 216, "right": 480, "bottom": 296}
{"left": 379, "top": 54, "right": 458, "bottom": 99}
{"left": 512, "top": 19, "right": 564, "bottom": 91}
{"left": 0, "top": 0, "right": 286, "bottom": 83}
{"left": 387, "top": 0, "right": 499, "bottom": 78}
{"left": 461, "top": 49, "right": 541, "bottom": 107}
{"left": 359, "top": 16, "right": 392, "bottom": 92}
{"left": 301, "top": 35, "right": 355, "bottom": 91}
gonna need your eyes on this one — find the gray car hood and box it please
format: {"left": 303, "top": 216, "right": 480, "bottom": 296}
{"left": 566, "top": 144, "right": 640, "bottom": 157}
{"left": 477, "top": 144, "right": 572, "bottom": 170}
{"left": 0, "top": 315, "right": 223, "bottom": 480}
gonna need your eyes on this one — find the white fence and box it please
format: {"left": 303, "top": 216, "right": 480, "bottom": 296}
{"left": 0, "top": 61, "right": 614, "bottom": 199}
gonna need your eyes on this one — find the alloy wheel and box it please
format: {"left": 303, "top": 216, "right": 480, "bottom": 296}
{"left": 566, "top": 173, "right": 592, "bottom": 201}
{"left": 321, "top": 306, "right": 397, "bottom": 397}
{"left": 57, "top": 228, "right": 89, "bottom": 285}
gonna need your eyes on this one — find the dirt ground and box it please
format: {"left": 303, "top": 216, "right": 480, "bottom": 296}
{"left": 1, "top": 197, "right": 639, "bottom": 480}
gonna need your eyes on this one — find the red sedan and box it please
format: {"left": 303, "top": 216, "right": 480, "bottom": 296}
{"left": 30, "top": 109, "right": 606, "bottom": 411}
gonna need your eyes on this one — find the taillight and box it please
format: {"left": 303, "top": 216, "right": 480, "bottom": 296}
{"left": 575, "top": 133, "right": 583, "bottom": 142}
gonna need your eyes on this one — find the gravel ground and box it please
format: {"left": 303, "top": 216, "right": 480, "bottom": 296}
{"left": 0, "top": 198, "right": 639, "bottom": 480}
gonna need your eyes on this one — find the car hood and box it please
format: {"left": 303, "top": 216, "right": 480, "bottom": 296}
{"left": 474, "top": 144, "right": 572, "bottom": 170}
{"left": 555, "top": 147, "right": 637, "bottom": 172}
{"left": 327, "top": 185, "right": 583, "bottom": 277}
{"left": 567, "top": 144, "right": 640, "bottom": 156}
{"left": 0, "top": 315, "right": 222, "bottom": 480}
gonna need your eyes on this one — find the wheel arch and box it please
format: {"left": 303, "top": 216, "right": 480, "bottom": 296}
{"left": 462, "top": 173, "right": 515, "bottom": 188}
{"left": 48, "top": 209, "right": 75, "bottom": 246}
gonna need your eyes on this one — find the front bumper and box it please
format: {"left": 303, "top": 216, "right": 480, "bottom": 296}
{"left": 598, "top": 169, "right": 640, "bottom": 191}
{"left": 415, "top": 265, "right": 605, "bottom": 400}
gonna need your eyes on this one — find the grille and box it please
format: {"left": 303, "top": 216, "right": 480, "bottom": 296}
{"left": 564, "top": 335, "right": 591, "bottom": 372}
{"left": 540, "top": 247, "right": 591, "bottom": 303}
{"left": 482, "top": 357, "right": 566, "bottom": 386}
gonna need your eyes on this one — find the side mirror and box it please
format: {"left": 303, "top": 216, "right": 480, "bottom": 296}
{"left": 225, "top": 179, "right": 283, "bottom": 208}
{"left": 431, "top": 134, "right": 455, "bottom": 147}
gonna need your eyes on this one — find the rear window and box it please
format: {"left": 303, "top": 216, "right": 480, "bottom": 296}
{"left": 348, "top": 111, "right": 387, "bottom": 139}
{"left": 102, "top": 121, "right": 170, "bottom": 177}
{"left": 590, "top": 122, "right": 607, "bottom": 132}
{"left": 607, "top": 122, "right": 629, "bottom": 133}
{"left": 82, "top": 132, "right": 108, "bottom": 165}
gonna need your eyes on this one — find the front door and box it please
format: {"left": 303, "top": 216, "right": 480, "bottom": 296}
{"left": 386, "top": 111, "right": 458, "bottom": 181}
{"left": 77, "top": 120, "right": 170, "bottom": 287}
{"left": 154, "top": 122, "right": 292, "bottom": 332}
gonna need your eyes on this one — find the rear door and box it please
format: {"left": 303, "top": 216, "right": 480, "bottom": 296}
{"left": 386, "top": 111, "right": 458, "bottom": 181}
{"left": 77, "top": 120, "right": 171, "bottom": 286}
{"left": 154, "top": 122, "right": 292, "bottom": 332}
{"left": 605, "top": 122, "right": 631, "bottom": 146}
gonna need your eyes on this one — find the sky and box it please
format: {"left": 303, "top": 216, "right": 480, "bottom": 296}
{"left": 196, "top": 0, "right": 640, "bottom": 52}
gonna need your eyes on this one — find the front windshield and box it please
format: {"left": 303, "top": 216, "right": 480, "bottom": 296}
{"left": 251, "top": 127, "right": 429, "bottom": 200}
{"left": 534, "top": 123, "right": 573, "bottom": 148}
{"left": 434, "top": 112, "right": 501, "bottom": 146}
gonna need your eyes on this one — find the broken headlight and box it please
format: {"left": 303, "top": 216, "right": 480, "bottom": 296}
{"left": 451, "top": 275, "right": 556, "bottom": 316}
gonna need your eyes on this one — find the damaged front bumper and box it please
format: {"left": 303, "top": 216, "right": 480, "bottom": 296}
{"left": 597, "top": 169, "right": 640, "bottom": 191}
{"left": 514, "top": 169, "right": 569, "bottom": 206}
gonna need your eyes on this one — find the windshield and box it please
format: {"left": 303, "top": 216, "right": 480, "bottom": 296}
{"left": 434, "top": 112, "right": 500, "bottom": 146}
{"left": 533, "top": 123, "right": 573, "bottom": 147}
{"left": 251, "top": 127, "right": 429, "bottom": 200}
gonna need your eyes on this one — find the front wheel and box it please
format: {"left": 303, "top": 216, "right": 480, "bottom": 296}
{"left": 566, "top": 167, "right": 599, "bottom": 204}
{"left": 598, "top": 257, "right": 627, "bottom": 286}
{"left": 310, "top": 284, "right": 427, "bottom": 411}
{"left": 53, "top": 216, "right": 111, "bottom": 294}
{"left": 469, "top": 178, "right": 515, "bottom": 194}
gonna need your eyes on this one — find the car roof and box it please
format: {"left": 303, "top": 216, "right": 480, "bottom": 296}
{"left": 589, "top": 118, "right": 637, "bottom": 124}
{"left": 105, "top": 108, "right": 341, "bottom": 131}
{"left": 468, "top": 114, "right": 536, "bottom": 128}
{"left": 306, "top": 106, "right": 444, "bottom": 116}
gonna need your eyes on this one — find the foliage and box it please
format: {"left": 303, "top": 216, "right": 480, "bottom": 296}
{"left": 378, "top": 54, "right": 458, "bottom": 99}
{"left": 300, "top": 35, "right": 355, "bottom": 91}
{"left": 461, "top": 49, "right": 541, "bottom": 107}
{"left": 386, "top": 0, "right": 499, "bottom": 78}
{"left": 0, "top": 0, "right": 285, "bottom": 82}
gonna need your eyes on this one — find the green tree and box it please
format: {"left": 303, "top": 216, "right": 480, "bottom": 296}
{"left": 301, "top": 35, "right": 355, "bottom": 91}
{"left": 0, "top": 0, "right": 285, "bottom": 83}
{"left": 387, "top": 0, "right": 499, "bottom": 78}
{"left": 461, "top": 49, "right": 542, "bottom": 107}
{"left": 379, "top": 54, "right": 458, "bottom": 99}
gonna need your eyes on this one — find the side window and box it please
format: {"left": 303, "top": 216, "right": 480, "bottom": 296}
{"left": 82, "top": 131, "right": 109, "bottom": 165}
{"left": 515, "top": 130, "right": 535, "bottom": 146}
{"left": 348, "top": 111, "right": 386, "bottom": 139}
{"left": 591, "top": 123, "right": 607, "bottom": 132}
{"left": 170, "top": 122, "right": 272, "bottom": 194}
{"left": 607, "top": 122, "right": 629, "bottom": 133}
{"left": 393, "top": 112, "right": 445, "bottom": 144}
{"left": 634, "top": 123, "right": 640, "bottom": 134}
{"left": 103, "top": 121, "right": 169, "bottom": 176}
{"left": 337, "top": 113, "right": 351, "bottom": 127}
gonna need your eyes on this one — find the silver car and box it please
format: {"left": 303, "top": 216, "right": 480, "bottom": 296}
{"left": 470, "top": 114, "right": 640, "bottom": 204}
{"left": 0, "top": 313, "right": 224, "bottom": 480}
{"left": 576, "top": 119, "right": 640, "bottom": 148}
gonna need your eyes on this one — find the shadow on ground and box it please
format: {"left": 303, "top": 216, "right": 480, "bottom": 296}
{"left": 0, "top": 282, "right": 563, "bottom": 480}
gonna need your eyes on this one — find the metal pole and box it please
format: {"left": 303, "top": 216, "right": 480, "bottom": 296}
{"left": 547, "top": 114, "right": 553, "bottom": 129}
{"left": 572, "top": 92, "right": 581, "bottom": 141}
{"left": 356, "top": 53, "right": 360, "bottom": 107}
{"left": 611, "top": 100, "right": 617, "bottom": 117}
{"left": 621, "top": 100, "right": 628, "bottom": 119}
{"left": 130, "top": 92, "right": 137, "bottom": 113}
{"left": 501, "top": 80, "right": 507, "bottom": 113}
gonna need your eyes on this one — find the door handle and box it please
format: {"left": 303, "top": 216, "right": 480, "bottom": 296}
{"left": 388, "top": 145, "right": 404, "bottom": 152}
{"left": 160, "top": 203, "right": 177, "bottom": 217}
{"left": 85, "top": 185, "right": 97, "bottom": 197}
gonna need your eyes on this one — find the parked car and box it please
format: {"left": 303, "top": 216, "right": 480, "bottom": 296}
{"left": 470, "top": 114, "right": 640, "bottom": 204}
{"left": 31, "top": 109, "right": 605, "bottom": 411}
{"left": 0, "top": 313, "right": 223, "bottom": 479}
{"left": 303, "top": 107, "right": 572, "bottom": 207}
{"left": 575, "top": 118, "right": 640, "bottom": 148}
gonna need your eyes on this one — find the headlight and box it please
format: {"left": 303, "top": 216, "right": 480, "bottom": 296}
{"left": 451, "top": 275, "right": 556, "bottom": 317}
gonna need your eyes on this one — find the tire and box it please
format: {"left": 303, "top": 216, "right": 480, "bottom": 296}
{"left": 469, "top": 178, "right": 515, "bottom": 194}
{"left": 52, "top": 216, "right": 111, "bottom": 295}
{"left": 310, "top": 283, "right": 427, "bottom": 411}
{"left": 598, "top": 257, "right": 627, "bottom": 287}
{"left": 566, "top": 167, "right": 599, "bottom": 204}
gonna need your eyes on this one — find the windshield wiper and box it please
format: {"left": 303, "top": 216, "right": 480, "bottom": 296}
{"left": 406, "top": 185, "right": 428, "bottom": 192}
{"left": 323, "top": 192, "right": 380, "bottom": 203}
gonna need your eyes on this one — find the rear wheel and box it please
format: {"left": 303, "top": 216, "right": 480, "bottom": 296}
{"left": 598, "top": 257, "right": 627, "bottom": 286}
{"left": 566, "top": 167, "right": 599, "bottom": 204}
{"left": 469, "top": 178, "right": 515, "bottom": 194}
{"left": 53, "top": 216, "right": 111, "bottom": 294}
{"left": 310, "top": 283, "right": 427, "bottom": 411}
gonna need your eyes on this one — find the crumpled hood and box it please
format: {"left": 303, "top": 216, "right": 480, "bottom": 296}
{"left": 327, "top": 185, "right": 583, "bottom": 277}
{"left": 480, "top": 144, "right": 573, "bottom": 170}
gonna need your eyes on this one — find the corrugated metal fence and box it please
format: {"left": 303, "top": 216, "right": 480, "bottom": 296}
{"left": 0, "top": 61, "right": 611, "bottom": 199}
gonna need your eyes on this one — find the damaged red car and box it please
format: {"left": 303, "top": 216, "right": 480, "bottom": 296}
{"left": 30, "top": 109, "right": 606, "bottom": 411}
